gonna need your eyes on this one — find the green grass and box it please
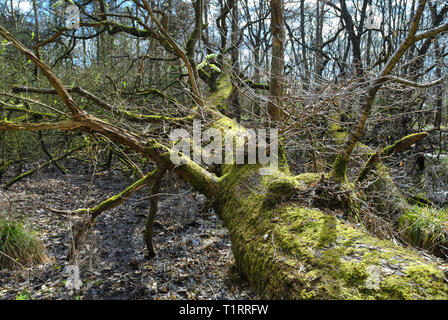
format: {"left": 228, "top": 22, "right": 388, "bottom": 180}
{"left": 15, "top": 291, "right": 31, "bottom": 300}
{"left": 399, "top": 205, "right": 448, "bottom": 254}
{"left": 0, "top": 217, "right": 48, "bottom": 269}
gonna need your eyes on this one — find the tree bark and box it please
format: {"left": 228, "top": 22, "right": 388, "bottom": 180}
{"left": 268, "top": 0, "right": 285, "bottom": 122}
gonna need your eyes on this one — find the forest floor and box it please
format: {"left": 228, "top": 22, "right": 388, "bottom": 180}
{"left": 0, "top": 161, "right": 258, "bottom": 300}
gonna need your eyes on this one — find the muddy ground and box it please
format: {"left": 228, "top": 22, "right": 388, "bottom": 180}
{"left": 0, "top": 160, "right": 258, "bottom": 300}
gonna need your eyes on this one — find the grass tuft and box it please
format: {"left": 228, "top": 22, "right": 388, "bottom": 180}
{"left": 0, "top": 217, "right": 49, "bottom": 269}
{"left": 399, "top": 205, "right": 448, "bottom": 255}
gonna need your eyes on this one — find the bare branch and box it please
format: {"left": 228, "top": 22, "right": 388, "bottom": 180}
{"left": 0, "top": 25, "right": 84, "bottom": 115}
{"left": 385, "top": 75, "right": 448, "bottom": 88}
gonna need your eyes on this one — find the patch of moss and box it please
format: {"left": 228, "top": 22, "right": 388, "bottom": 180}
{"left": 208, "top": 76, "right": 232, "bottom": 105}
{"left": 267, "top": 177, "right": 301, "bottom": 195}
{"left": 317, "top": 215, "right": 337, "bottom": 248}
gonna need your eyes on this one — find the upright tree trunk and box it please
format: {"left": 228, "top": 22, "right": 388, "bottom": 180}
{"left": 32, "top": 0, "right": 40, "bottom": 80}
{"left": 230, "top": 0, "right": 241, "bottom": 120}
{"left": 339, "top": 0, "right": 364, "bottom": 77}
{"left": 434, "top": 39, "right": 442, "bottom": 130}
{"left": 315, "top": 0, "right": 324, "bottom": 78}
{"left": 299, "top": 0, "right": 309, "bottom": 90}
{"left": 268, "top": 0, "right": 285, "bottom": 122}
{"left": 9, "top": 0, "right": 17, "bottom": 32}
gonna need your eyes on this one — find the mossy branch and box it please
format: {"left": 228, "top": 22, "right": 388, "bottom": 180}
{"left": 0, "top": 119, "right": 83, "bottom": 131}
{"left": 0, "top": 100, "right": 57, "bottom": 119}
{"left": 356, "top": 132, "right": 427, "bottom": 183}
{"left": 144, "top": 168, "right": 166, "bottom": 256}
{"left": 243, "top": 79, "right": 270, "bottom": 90}
{"left": 382, "top": 132, "right": 428, "bottom": 156}
{"left": 68, "top": 169, "right": 160, "bottom": 260}
{"left": 12, "top": 86, "right": 191, "bottom": 124}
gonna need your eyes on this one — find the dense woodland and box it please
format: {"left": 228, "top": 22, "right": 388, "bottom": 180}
{"left": 1, "top": 0, "right": 448, "bottom": 300}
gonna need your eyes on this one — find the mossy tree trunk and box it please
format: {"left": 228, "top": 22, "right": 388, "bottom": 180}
{"left": 221, "top": 169, "right": 448, "bottom": 298}
{"left": 211, "top": 117, "right": 448, "bottom": 299}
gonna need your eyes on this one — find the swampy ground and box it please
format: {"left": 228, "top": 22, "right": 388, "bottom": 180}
{"left": 0, "top": 161, "right": 258, "bottom": 300}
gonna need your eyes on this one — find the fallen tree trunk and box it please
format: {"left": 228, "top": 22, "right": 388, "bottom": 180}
{"left": 208, "top": 116, "right": 448, "bottom": 299}
{"left": 218, "top": 164, "right": 448, "bottom": 299}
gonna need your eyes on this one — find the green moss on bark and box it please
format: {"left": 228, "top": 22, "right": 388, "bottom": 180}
{"left": 208, "top": 76, "right": 232, "bottom": 105}
{"left": 218, "top": 165, "right": 448, "bottom": 299}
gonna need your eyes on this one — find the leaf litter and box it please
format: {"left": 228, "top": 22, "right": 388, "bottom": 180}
{"left": 0, "top": 160, "right": 258, "bottom": 300}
